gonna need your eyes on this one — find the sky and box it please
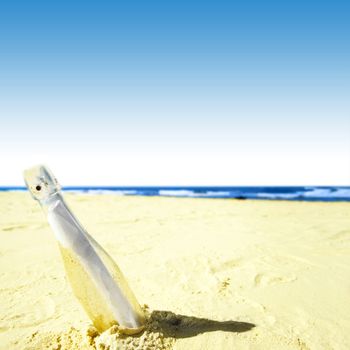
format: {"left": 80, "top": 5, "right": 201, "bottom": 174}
{"left": 0, "top": 0, "right": 349, "bottom": 186}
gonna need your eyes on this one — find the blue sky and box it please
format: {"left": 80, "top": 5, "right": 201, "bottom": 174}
{"left": 0, "top": 0, "right": 349, "bottom": 185}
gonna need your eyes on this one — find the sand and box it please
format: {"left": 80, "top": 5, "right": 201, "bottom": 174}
{"left": 1, "top": 192, "right": 350, "bottom": 350}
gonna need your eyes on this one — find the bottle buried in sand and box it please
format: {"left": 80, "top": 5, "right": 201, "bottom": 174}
{"left": 23, "top": 165, "right": 146, "bottom": 334}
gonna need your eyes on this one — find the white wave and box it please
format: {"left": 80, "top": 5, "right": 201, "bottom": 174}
{"left": 66, "top": 189, "right": 138, "bottom": 195}
{"left": 159, "top": 190, "right": 196, "bottom": 197}
{"left": 303, "top": 188, "right": 350, "bottom": 198}
{"left": 158, "top": 190, "right": 231, "bottom": 198}
{"left": 257, "top": 192, "right": 301, "bottom": 199}
{"left": 202, "top": 191, "right": 231, "bottom": 197}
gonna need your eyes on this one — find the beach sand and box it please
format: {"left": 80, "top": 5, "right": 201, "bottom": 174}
{"left": 1, "top": 192, "right": 350, "bottom": 349}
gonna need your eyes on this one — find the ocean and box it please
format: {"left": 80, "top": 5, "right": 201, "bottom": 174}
{"left": 1, "top": 186, "right": 350, "bottom": 202}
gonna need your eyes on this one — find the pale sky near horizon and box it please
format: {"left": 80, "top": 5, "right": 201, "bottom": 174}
{"left": 0, "top": 1, "right": 349, "bottom": 186}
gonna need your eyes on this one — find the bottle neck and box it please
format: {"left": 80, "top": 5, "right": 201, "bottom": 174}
{"left": 40, "top": 191, "right": 86, "bottom": 238}
{"left": 39, "top": 191, "right": 64, "bottom": 213}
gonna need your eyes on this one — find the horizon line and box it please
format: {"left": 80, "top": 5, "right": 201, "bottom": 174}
{"left": 1, "top": 185, "right": 349, "bottom": 190}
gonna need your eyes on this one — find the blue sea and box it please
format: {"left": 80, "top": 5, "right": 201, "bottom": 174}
{"left": 1, "top": 186, "right": 350, "bottom": 202}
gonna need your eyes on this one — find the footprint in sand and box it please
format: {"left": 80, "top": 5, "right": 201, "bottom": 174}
{"left": 330, "top": 230, "right": 350, "bottom": 242}
{"left": 210, "top": 258, "right": 242, "bottom": 274}
{"left": 2, "top": 224, "right": 28, "bottom": 232}
{"left": 258, "top": 253, "right": 320, "bottom": 271}
{"left": 231, "top": 294, "right": 278, "bottom": 327}
{"left": 2, "top": 296, "right": 56, "bottom": 328}
{"left": 254, "top": 273, "right": 297, "bottom": 287}
{"left": 1, "top": 223, "right": 46, "bottom": 232}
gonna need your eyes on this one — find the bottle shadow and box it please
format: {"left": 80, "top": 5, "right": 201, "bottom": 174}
{"left": 148, "top": 310, "right": 255, "bottom": 339}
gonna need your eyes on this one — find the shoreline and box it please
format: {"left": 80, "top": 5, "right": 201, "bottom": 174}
{"left": 1, "top": 186, "right": 350, "bottom": 202}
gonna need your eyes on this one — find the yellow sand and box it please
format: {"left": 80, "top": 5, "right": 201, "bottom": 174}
{"left": 1, "top": 192, "right": 350, "bottom": 350}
